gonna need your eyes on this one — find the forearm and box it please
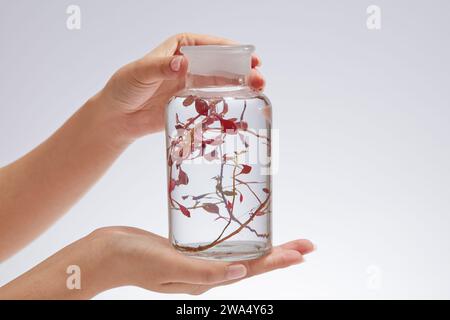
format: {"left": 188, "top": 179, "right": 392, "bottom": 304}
{"left": 0, "top": 232, "right": 114, "bottom": 299}
{"left": 0, "top": 93, "right": 130, "bottom": 260}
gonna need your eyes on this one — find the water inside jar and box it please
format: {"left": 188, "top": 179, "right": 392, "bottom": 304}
{"left": 166, "top": 92, "right": 272, "bottom": 261}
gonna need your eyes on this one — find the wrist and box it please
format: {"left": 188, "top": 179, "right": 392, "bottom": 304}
{"left": 83, "top": 228, "right": 137, "bottom": 291}
{"left": 79, "top": 230, "right": 123, "bottom": 295}
{"left": 81, "top": 92, "right": 135, "bottom": 152}
{"left": 0, "top": 232, "right": 118, "bottom": 300}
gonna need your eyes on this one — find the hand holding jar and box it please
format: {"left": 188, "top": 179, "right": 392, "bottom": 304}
{"left": 0, "top": 33, "right": 314, "bottom": 299}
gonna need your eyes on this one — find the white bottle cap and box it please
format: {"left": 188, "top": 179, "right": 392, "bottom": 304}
{"left": 180, "top": 45, "right": 254, "bottom": 78}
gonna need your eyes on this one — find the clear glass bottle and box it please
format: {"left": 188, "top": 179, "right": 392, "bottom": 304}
{"left": 165, "top": 45, "right": 272, "bottom": 261}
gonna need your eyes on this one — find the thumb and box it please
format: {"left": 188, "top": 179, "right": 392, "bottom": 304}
{"left": 132, "top": 55, "right": 187, "bottom": 84}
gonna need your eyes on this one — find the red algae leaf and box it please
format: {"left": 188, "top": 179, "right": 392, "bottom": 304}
{"left": 195, "top": 99, "right": 209, "bottom": 116}
{"left": 223, "top": 190, "right": 237, "bottom": 196}
{"left": 203, "top": 116, "right": 215, "bottom": 126}
{"left": 202, "top": 203, "right": 219, "bottom": 214}
{"left": 204, "top": 149, "right": 218, "bottom": 162}
{"left": 168, "top": 179, "right": 176, "bottom": 193}
{"left": 262, "top": 188, "right": 270, "bottom": 194}
{"left": 239, "top": 164, "right": 252, "bottom": 175}
{"left": 237, "top": 121, "right": 248, "bottom": 131}
{"left": 226, "top": 201, "right": 233, "bottom": 210}
{"left": 178, "top": 168, "right": 189, "bottom": 185}
{"left": 179, "top": 204, "right": 191, "bottom": 217}
{"left": 239, "top": 193, "right": 244, "bottom": 203}
{"left": 219, "top": 118, "right": 237, "bottom": 134}
{"left": 210, "top": 135, "right": 224, "bottom": 146}
{"left": 192, "top": 193, "right": 208, "bottom": 201}
{"left": 203, "top": 139, "right": 215, "bottom": 145}
{"left": 182, "top": 95, "right": 195, "bottom": 106}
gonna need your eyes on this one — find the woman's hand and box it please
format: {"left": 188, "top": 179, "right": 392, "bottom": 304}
{"left": 97, "top": 33, "right": 265, "bottom": 142}
{"left": 93, "top": 227, "right": 313, "bottom": 295}
{"left": 0, "top": 227, "right": 314, "bottom": 299}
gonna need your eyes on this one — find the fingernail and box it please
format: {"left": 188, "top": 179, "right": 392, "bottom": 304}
{"left": 312, "top": 243, "right": 318, "bottom": 251}
{"left": 226, "top": 264, "right": 247, "bottom": 280}
{"left": 253, "top": 55, "right": 262, "bottom": 67}
{"left": 170, "top": 56, "right": 183, "bottom": 72}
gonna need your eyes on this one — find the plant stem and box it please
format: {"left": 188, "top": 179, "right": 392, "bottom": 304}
{"left": 173, "top": 193, "right": 271, "bottom": 252}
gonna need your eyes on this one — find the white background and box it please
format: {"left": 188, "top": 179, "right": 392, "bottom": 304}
{"left": 1, "top": 0, "right": 450, "bottom": 299}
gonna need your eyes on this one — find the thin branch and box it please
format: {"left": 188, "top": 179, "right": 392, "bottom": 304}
{"left": 174, "top": 193, "right": 271, "bottom": 252}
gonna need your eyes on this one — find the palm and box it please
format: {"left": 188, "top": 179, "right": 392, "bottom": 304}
{"left": 136, "top": 79, "right": 183, "bottom": 135}
{"left": 104, "top": 226, "right": 314, "bottom": 295}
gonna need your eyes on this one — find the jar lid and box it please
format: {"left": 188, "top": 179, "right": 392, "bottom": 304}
{"left": 180, "top": 45, "right": 254, "bottom": 77}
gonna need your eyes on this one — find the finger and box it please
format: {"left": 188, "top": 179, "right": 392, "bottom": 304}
{"left": 151, "top": 33, "right": 237, "bottom": 57}
{"left": 243, "top": 238, "right": 315, "bottom": 278}
{"left": 131, "top": 55, "right": 188, "bottom": 85}
{"left": 174, "top": 240, "right": 315, "bottom": 290}
{"left": 248, "top": 69, "right": 265, "bottom": 91}
{"left": 175, "top": 32, "right": 238, "bottom": 47}
{"left": 252, "top": 55, "right": 261, "bottom": 68}
{"left": 163, "top": 239, "right": 314, "bottom": 292}
{"left": 169, "top": 255, "right": 247, "bottom": 285}
{"left": 199, "top": 247, "right": 306, "bottom": 290}
{"left": 154, "top": 33, "right": 261, "bottom": 68}
{"left": 280, "top": 239, "right": 315, "bottom": 255}
{"left": 244, "top": 248, "right": 304, "bottom": 278}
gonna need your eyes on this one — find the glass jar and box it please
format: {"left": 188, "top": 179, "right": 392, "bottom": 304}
{"left": 165, "top": 45, "right": 272, "bottom": 261}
